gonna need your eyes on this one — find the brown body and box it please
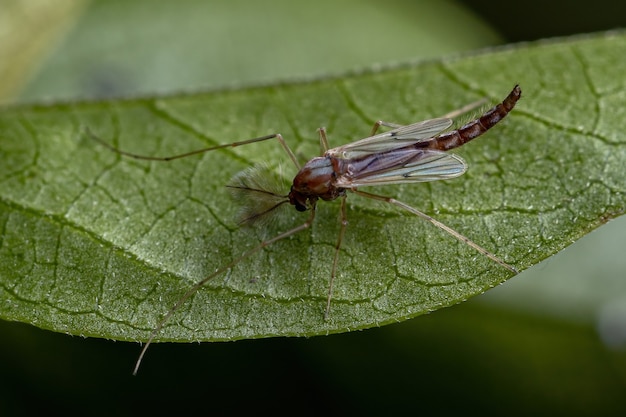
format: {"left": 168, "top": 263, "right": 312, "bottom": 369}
{"left": 289, "top": 85, "right": 522, "bottom": 212}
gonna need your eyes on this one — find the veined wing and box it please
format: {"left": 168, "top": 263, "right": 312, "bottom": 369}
{"left": 327, "top": 118, "right": 452, "bottom": 160}
{"left": 334, "top": 149, "right": 467, "bottom": 188}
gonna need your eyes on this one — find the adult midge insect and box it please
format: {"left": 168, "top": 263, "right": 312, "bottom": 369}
{"left": 88, "top": 84, "right": 521, "bottom": 374}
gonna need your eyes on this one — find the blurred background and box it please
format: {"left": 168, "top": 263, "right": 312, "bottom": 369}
{"left": 1, "top": 0, "right": 626, "bottom": 415}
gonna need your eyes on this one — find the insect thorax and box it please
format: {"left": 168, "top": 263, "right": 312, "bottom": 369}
{"left": 289, "top": 156, "right": 346, "bottom": 211}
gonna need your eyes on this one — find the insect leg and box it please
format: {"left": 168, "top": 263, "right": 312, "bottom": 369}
{"left": 440, "top": 97, "right": 488, "bottom": 119}
{"left": 318, "top": 127, "right": 330, "bottom": 153}
{"left": 351, "top": 189, "right": 518, "bottom": 274}
{"left": 85, "top": 128, "right": 301, "bottom": 170}
{"left": 368, "top": 95, "right": 489, "bottom": 137}
{"left": 370, "top": 121, "right": 403, "bottom": 136}
{"left": 325, "top": 194, "right": 348, "bottom": 320}
{"left": 133, "top": 206, "right": 317, "bottom": 375}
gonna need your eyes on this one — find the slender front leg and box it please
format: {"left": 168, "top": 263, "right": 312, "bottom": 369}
{"left": 325, "top": 194, "right": 348, "bottom": 320}
{"left": 85, "top": 128, "right": 302, "bottom": 170}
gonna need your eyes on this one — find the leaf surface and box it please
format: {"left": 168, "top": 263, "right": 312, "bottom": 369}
{"left": 1, "top": 32, "right": 625, "bottom": 342}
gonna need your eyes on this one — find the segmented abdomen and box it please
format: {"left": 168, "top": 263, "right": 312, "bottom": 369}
{"left": 429, "top": 85, "right": 521, "bottom": 151}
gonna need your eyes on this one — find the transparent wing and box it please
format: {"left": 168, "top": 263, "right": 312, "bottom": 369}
{"left": 334, "top": 149, "right": 467, "bottom": 188}
{"left": 327, "top": 118, "right": 452, "bottom": 160}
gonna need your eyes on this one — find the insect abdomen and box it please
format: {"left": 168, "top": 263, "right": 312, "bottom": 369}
{"left": 430, "top": 85, "right": 521, "bottom": 151}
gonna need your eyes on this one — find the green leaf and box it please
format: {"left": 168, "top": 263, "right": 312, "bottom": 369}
{"left": 1, "top": 31, "right": 625, "bottom": 343}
